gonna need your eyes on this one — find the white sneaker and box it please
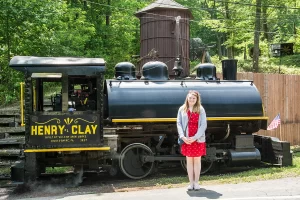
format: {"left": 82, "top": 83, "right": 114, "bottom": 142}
{"left": 194, "top": 182, "right": 200, "bottom": 191}
{"left": 187, "top": 184, "right": 194, "bottom": 191}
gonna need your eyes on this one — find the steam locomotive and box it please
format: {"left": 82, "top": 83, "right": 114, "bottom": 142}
{"left": 9, "top": 56, "right": 292, "bottom": 182}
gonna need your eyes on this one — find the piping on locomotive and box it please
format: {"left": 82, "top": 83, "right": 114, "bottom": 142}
{"left": 9, "top": 56, "right": 292, "bottom": 182}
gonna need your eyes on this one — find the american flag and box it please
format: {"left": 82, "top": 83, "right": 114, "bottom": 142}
{"left": 267, "top": 113, "right": 281, "bottom": 130}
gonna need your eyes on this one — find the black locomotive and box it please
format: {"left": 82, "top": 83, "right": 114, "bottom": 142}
{"left": 9, "top": 56, "right": 292, "bottom": 182}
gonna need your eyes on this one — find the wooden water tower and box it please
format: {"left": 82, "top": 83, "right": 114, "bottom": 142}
{"left": 135, "top": 0, "right": 193, "bottom": 78}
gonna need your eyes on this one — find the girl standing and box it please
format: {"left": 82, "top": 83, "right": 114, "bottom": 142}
{"left": 177, "top": 90, "right": 207, "bottom": 191}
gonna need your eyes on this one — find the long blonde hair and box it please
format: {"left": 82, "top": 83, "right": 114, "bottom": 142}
{"left": 182, "top": 90, "right": 201, "bottom": 113}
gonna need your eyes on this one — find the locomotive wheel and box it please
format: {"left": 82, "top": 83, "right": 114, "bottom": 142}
{"left": 180, "top": 158, "right": 214, "bottom": 175}
{"left": 119, "top": 143, "right": 154, "bottom": 179}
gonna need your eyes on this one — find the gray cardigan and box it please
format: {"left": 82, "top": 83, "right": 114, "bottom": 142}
{"left": 176, "top": 105, "right": 207, "bottom": 143}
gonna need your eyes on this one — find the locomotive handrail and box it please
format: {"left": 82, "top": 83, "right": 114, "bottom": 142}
{"left": 108, "top": 79, "right": 254, "bottom": 82}
{"left": 33, "top": 86, "right": 36, "bottom": 111}
{"left": 108, "top": 79, "right": 254, "bottom": 87}
{"left": 24, "top": 147, "right": 110, "bottom": 153}
{"left": 111, "top": 116, "right": 269, "bottom": 123}
{"left": 20, "top": 82, "right": 25, "bottom": 126}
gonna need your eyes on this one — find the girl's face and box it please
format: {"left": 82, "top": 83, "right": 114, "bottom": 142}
{"left": 187, "top": 93, "right": 197, "bottom": 107}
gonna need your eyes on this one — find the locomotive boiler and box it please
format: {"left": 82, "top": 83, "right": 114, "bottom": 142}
{"left": 8, "top": 56, "right": 292, "bottom": 182}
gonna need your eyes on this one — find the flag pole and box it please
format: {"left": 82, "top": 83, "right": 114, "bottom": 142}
{"left": 279, "top": 123, "right": 282, "bottom": 140}
{"left": 279, "top": 113, "right": 282, "bottom": 140}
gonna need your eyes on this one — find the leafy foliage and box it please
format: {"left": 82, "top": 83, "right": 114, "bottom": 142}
{"left": 0, "top": 0, "right": 299, "bottom": 105}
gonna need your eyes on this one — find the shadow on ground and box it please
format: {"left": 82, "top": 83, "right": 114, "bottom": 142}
{"left": 187, "top": 188, "right": 223, "bottom": 199}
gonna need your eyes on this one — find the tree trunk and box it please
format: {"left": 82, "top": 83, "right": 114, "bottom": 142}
{"left": 211, "top": 0, "right": 222, "bottom": 60}
{"left": 224, "top": 2, "right": 233, "bottom": 59}
{"left": 222, "top": 33, "right": 227, "bottom": 56}
{"left": 253, "top": 0, "right": 261, "bottom": 73}
{"left": 262, "top": 6, "right": 269, "bottom": 41}
{"left": 106, "top": 0, "right": 110, "bottom": 26}
{"left": 244, "top": 44, "right": 247, "bottom": 60}
{"left": 217, "top": 34, "right": 222, "bottom": 60}
{"left": 83, "top": 0, "right": 87, "bottom": 9}
{"left": 6, "top": 9, "right": 10, "bottom": 63}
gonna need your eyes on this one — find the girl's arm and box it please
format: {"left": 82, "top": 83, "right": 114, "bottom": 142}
{"left": 191, "top": 106, "right": 207, "bottom": 140}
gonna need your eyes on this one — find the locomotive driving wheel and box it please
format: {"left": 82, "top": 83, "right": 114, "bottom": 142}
{"left": 180, "top": 158, "right": 214, "bottom": 175}
{"left": 119, "top": 143, "right": 154, "bottom": 179}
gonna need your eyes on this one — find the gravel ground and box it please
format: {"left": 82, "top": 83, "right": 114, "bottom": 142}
{"left": 1, "top": 172, "right": 300, "bottom": 200}
{"left": 0, "top": 168, "right": 188, "bottom": 200}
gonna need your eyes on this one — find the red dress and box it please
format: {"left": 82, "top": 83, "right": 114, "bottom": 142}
{"left": 181, "top": 110, "right": 206, "bottom": 157}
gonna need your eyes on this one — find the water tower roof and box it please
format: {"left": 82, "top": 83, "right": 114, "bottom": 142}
{"left": 135, "top": 0, "right": 193, "bottom": 19}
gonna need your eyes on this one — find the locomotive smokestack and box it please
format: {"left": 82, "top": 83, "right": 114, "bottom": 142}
{"left": 221, "top": 59, "right": 238, "bottom": 80}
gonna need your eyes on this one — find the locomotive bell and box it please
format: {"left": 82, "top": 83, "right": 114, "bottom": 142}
{"left": 114, "top": 62, "right": 137, "bottom": 80}
{"left": 195, "top": 63, "right": 217, "bottom": 80}
{"left": 140, "top": 61, "right": 169, "bottom": 80}
{"left": 172, "top": 57, "right": 183, "bottom": 77}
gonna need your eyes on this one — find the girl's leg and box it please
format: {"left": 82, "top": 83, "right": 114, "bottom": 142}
{"left": 186, "top": 156, "right": 194, "bottom": 189}
{"left": 193, "top": 156, "right": 201, "bottom": 190}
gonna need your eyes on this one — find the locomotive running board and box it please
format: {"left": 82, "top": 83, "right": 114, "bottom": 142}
{"left": 24, "top": 147, "right": 110, "bottom": 153}
{"left": 112, "top": 116, "right": 269, "bottom": 123}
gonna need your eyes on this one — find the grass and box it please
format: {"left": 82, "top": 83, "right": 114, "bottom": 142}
{"left": 112, "top": 150, "right": 300, "bottom": 191}
{"left": 0, "top": 167, "right": 73, "bottom": 177}
{"left": 45, "top": 167, "right": 74, "bottom": 174}
{"left": 38, "top": 147, "right": 300, "bottom": 190}
{"left": 0, "top": 167, "right": 11, "bottom": 175}
{"left": 1, "top": 149, "right": 299, "bottom": 193}
{"left": 1, "top": 150, "right": 299, "bottom": 197}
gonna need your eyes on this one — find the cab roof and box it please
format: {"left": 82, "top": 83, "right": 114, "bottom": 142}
{"left": 9, "top": 56, "right": 106, "bottom": 75}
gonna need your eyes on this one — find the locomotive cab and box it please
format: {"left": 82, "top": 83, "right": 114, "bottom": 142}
{"left": 9, "top": 56, "right": 109, "bottom": 182}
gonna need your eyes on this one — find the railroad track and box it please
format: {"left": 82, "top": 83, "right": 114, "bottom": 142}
{"left": 0, "top": 108, "right": 25, "bottom": 180}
